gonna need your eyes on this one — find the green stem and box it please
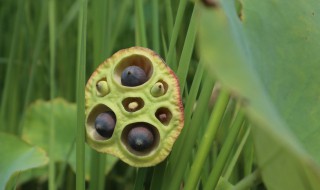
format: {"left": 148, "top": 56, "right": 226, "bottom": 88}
{"left": 0, "top": 0, "right": 24, "bottom": 131}
{"left": 17, "top": 0, "right": 48, "bottom": 135}
{"left": 163, "top": 72, "right": 215, "bottom": 190}
{"left": 169, "top": 61, "right": 204, "bottom": 167}
{"left": 152, "top": 0, "right": 160, "bottom": 52}
{"left": 150, "top": 160, "right": 167, "bottom": 190}
{"left": 165, "top": 0, "right": 188, "bottom": 70}
{"left": 135, "top": 0, "right": 147, "bottom": 47}
{"left": 184, "top": 89, "right": 230, "bottom": 190}
{"left": 76, "top": 0, "right": 88, "bottom": 189}
{"left": 133, "top": 168, "right": 148, "bottom": 190}
{"left": 176, "top": 3, "right": 200, "bottom": 93}
{"left": 224, "top": 125, "right": 251, "bottom": 179}
{"left": 48, "top": 0, "right": 56, "bottom": 189}
{"left": 165, "top": 0, "right": 173, "bottom": 38}
{"left": 234, "top": 169, "right": 261, "bottom": 190}
{"left": 204, "top": 110, "right": 245, "bottom": 190}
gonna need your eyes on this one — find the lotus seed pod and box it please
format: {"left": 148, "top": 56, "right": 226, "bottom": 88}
{"left": 121, "top": 66, "right": 147, "bottom": 87}
{"left": 96, "top": 80, "right": 109, "bottom": 96}
{"left": 150, "top": 82, "right": 165, "bottom": 97}
{"left": 85, "top": 47, "right": 184, "bottom": 167}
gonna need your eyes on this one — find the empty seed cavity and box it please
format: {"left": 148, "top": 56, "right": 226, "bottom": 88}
{"left": 87, "top": 104, "right": 117, "bottom": 140}
{"left": 121, "top": 122, "right": 159, "bottom": 155}
{"left": 155, "top": 107, "right": 172, "bottom": 126}
{"left": 114, "top": 55, "right": 153, "bottom": 87}
{"left": 122, "top": 97, "right": 144, "bottom": 112}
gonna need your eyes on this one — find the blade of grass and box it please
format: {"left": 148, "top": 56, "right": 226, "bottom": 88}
{"left": 152, "top": 0, "right": 160, "bottom": 52}
{"left": 0, "top": 0, "right": 24, "bottom": 132}
{"left": 57, "top": 0, "right": 81, "bottom": 40}
{"left": 133, "top": 168, "right": 148, "bottom": 190}
{"left": 17, "top": 0, "right": 48, "bottom": 135}
{"left": 165, "top": 0, "right": 188, "bottom": 70}
{"left": 163, "top": 71, "right": 215, "bottom": 190}
{"left": 48, "top": 0, "right": 57, "bottom": 189}
{"left": 108, "top": 0, "right": 132, "bottom": 55}
{"left": 234, "top": 169, "right": 261, "bottom": 190}
{"left": 243, "top": 129, "right": 254, "bottom": 177}
{"left": 176, "top": 3, "right": 200, "bottom": 93}
{"left": 204, "top": 110, "right": 245, "bottom": 190}
{"left": 161, "top": 30, "right": 168, "bottom": 58}
{"left": 76, "top": 0, "right": 88, "bottom": 189}
{"left": 224, "top": 125, "right": 251, "bottom": 179}
{"left": 165, "top": 0, "right": 173, "bottom": 38}
{"left": 169, "top": 61, "right": 204, "bottom": 164}
{"left": 135, "top": 0, "right": 147, "bottom": 47}
{"left": 89, "top": 1, "right": 108, "bottom": 189}
{"left": 56, "top": 138, "right": 76, "bottom": 188}
{"left": 184, "top": 89, "right": 230, "bottom": 190}
{"left": 150, "top": 159, "right": 167, "bottom": 190}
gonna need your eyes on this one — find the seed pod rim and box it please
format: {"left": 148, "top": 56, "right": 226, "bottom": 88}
{"left": 85, "top": 47, "right": 184, "bottom": 167}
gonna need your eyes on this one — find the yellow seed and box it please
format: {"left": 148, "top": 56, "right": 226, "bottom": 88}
{"left": 96, "top": 80, "right": 109, "bottom": 96}
{"left": 150, "top": 82, "right": 165, "bottom": 97}
{"left": 128, "top": 102, "right": 139, "bottom": 111}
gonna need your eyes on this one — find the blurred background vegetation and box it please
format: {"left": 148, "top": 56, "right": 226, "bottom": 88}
{"left": 1, "top": 0, "right": 320, "bottom": 190}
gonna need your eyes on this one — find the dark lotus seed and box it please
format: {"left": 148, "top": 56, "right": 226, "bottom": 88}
{"left": 121, "top": 66, "right": 147, "bottom": 87}
{"left": 127, "top": 126, "right": 154, "bottom": 152}
{"left": 95, "top": 112, "right": 116, "bottom": 138}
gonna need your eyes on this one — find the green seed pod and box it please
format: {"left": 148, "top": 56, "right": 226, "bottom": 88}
{"left": 85, "top": 47, "right": 184, "bottom": 167}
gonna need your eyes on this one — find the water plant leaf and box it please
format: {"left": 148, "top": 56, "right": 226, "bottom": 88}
{"left": 22, "top": 98, "right": 118, "bottom": 179}
{"left": 198, "top": 0, "right": 320, "bottom": 189}
{"left": 0, "top": 132, "right": 48, "bottom": 189}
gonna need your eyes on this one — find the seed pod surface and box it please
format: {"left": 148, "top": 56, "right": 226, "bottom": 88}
{"left": 85, "top": 47, "right": 184, "bottom": 167}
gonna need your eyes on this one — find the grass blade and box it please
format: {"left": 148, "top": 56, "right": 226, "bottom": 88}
{"left": 165, "top": 0, "right": 188, "bottom": 70}
{"left": 224, "top": 125, "right": 251, "bottom": 179}
{"left": 163, "top": 71, "right": 215, "bottom": 190}
{"left": 184, "top": 89, "right": 230, "bottom": 190}
{"left": 204, "top": 110, "right": 245, "bottom": 190}
{"left": 169, "top": 61, "right": 204, "bottom": 163}
{"left": 133, "top": 168, "right": 148, "bottom": 190}
{"left": 234, "top": 169, "right": 261, "bottom": 190}
{"left": 135, "top": 0, "right": 147, "bottom": 47}
{"left": 152, "top": 0, "right": 160, "bottom": 52}
{"left": 0, "top": 0, "right": 24, "bottom": 132}
{"left": 176, "top": 4, "right": 199, "bottom": 92}
{"left": 150, "top": 160, "right": 167, "bottom": 190}
{"left": 76, "top": 0, "right": 88, "bottom": 189}
{"left": 48, "top": 0, "right": 56, "bottom": 189}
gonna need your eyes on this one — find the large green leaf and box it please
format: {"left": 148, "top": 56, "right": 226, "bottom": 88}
{"left": 0, "top": 132, "right": 48, "bottom": 189}
{"left": 22, "top": 98, "right": 118, "bottom": 179}
{"left": 198, "top": 0, "right": 320, "bottom": 189}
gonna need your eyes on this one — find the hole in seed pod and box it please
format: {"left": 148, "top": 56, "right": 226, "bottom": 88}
{"left": 150, "top": 80, "right": 168, "bottom": 97}
{"left": 114, "top": 55, "right": 153, "bottom": 87}
{"left": 86, "top": 104, "right": 117, "bottom": 140}
{"left": 122, "top": 97, "right": 144, "bottom": 112}
{"left": 121, "top": 122, "right": 159, "bottom": 155}
{"left": 155, "top": 107, "right": 172, "bottom": 126}
{"left": 96, "top": 78, "right": 109, "bottom": 97}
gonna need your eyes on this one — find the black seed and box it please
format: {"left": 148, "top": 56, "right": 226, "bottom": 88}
{"left": 127, "top": 126, "right": 154, "bottom": 152}
{"left": 121, "top": 66, "right": 147, "bottom": 87}
{"left": 95, "top": 111, "right": 116, "bottom": 138}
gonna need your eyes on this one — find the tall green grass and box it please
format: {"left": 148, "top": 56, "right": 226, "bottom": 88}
{"left": 0, "top": 0, "right": 258, "bottom": 189}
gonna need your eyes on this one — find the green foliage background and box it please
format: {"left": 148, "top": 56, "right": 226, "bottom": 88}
{"left": 1, "top": 0, "right": 320, "bottom": 189}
